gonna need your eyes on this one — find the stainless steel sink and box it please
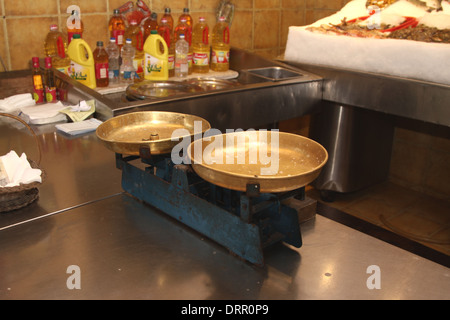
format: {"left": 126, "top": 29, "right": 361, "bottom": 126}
{"left": 243, "top": 67, "right": 304, "bottom": 81}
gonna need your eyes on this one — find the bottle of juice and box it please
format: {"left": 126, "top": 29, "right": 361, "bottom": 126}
{"left": 179, "top": 8, "right": 193, "bottom": 28}
{"left": 125, "top": 19, "right": 144, "bottom": 80}
{"left": 43, "top": 57, "right": 57, "bottom": 102}
{"left": 66, "top": 6, "right": 83, "bottom": 44}
{"left": 142, "top": 12, "right": 158, "bottom": 42}
{"left": 192, "top": 17, "right": 210, "bottom": 73}
{"left": 174, "top": 18, "right": 193, "bottom": 74}
{"left": 158, "top": 17, "right": 175, "bottom": 77}
{"left": 143, "top": 30, "right": 168, "bottom": 80}
{"left": 31, "top": 57, "right": 45, "bottom": 104}
{"left": 67, "top": 34, "right": 96, "bottom": 89}
{"left": 175, "top": 34, "right": 189, "bottom": 78}
{"left": 93, "top": 41, "right": 109, "bottom": 87}
{"left": 109, "top": 9, "right": 126, "bottom": 48}
{"left": 211, "top": 16, "right": 230, "bottom": 72}
{"left": 162, "top": 7, "right": 174, "bottom": 32}
{"left": 44, "top": 24, "right": 71, "bottom": 74}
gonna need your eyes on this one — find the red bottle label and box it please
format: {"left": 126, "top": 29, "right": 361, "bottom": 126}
{"left": 45, "top": 86, "right": 57, "bottom": 103}
{"left": 33, "top": 89, "right": 45, "bottom": 104}
{"left": 112, "top": 30, "right": 125, "bottom": 46}
{"left": 95, "top": 63, "right": 109, "bottom": 79}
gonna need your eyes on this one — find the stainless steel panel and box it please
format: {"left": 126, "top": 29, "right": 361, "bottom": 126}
{"left": 281, "top": 60, "right": 450, "bottom": 128}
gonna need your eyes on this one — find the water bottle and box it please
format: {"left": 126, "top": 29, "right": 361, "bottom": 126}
{"left": 120, "top": 39, "right": 136, "bottom": 83}
{"left": 175, "top": 34, "right": 189, "bottom": 78}
{"left": 105, "top": 37, "right": 120, "bottom": 83}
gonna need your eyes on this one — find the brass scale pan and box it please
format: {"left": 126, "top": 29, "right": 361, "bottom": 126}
{"left": 96, "top": 111, "right": 328, "bottom": 193}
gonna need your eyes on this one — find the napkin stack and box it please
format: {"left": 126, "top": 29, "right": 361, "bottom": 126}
{"left": 0, "top": 151, "right": 42, "bottom": 188}
{"left": 0, "top": 94, "right": 35, "bottom": 113}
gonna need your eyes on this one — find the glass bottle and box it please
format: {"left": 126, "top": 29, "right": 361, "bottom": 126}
{"left": 43, "top": 57, "right": 57, "bottom": 102}
{"left": 93, "top": 41, "right": 109, "bottom": 87}
{"left": 109, "top": 9, "right": 126, "bottom": 48}
{"left": 31, "top": 57, "right": 45, "bottom": 104}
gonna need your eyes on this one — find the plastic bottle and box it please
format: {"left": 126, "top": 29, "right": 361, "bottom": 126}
{"left": 31, "top": 57, "right": 45, "bottom": 104}
{"left": 120, "top": 39, "right": 136, "bottom": 83}
{"left": 43, "top": 57, "right": 57, "bottom": 102}
{"left": 175, "top": 34, "right": 189, "bottom": 78}
{"left": 66, "top": 6, "right": 83, "bottom": 44}
{"left": 143, "top": 30, "right": 168, "bottom": 81}
{"left": 44, "top": 24, "right": 71, "bottom": 74}
{"left": 174, "top": 17, "right": 193, "bottom": 74}
{"left": 93, "top": 41, "right": 109, "bottom": 87}
{"left": 125, "top": 19, "right": 144, "bottom": 80}
{"left": 105, "top": 37, "right": 120, "bottom": 83}
{"left": 67, "top": 34, "right": 96, "bottom": 89}
{"left": 179, "top": 8, "right": 193, "bottom": 28}
{"left": 158, "top": 17, "right": 175, "bottom": 77}
{"left": 109, "top": 9, "right": 126, "bottom": 48}
{"left": 211, "top": 16, "right": 230, "bottom": 72}
{"left": 142, "top": 12, "right": 159, "bottom": 42}
{"left": 192, "top": 17, "right": 210, "bottom": 73}
{"left": 162, "top": 8, "right": 174, "bottom": 32}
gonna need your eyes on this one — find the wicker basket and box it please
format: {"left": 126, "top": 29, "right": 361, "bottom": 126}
{"left": 0, "top": 112, "right": 46, "bottom": 213}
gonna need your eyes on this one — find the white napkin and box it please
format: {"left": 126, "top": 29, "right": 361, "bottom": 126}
{"left": 0, "top": 93, "right": 35, "bottom": 113}
{"left": 20, "top": 101, "right": 67, "bottom": 124}
{"left": 0, "top": 151, "right": 42, "bottom": 187}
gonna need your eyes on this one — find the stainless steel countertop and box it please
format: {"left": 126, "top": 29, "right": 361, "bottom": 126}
{"left": 0, "top": 121, "right": 449, "bottom": 300}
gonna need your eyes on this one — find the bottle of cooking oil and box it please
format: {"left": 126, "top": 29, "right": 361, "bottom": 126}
{"left": 43, "top": 57, "right": 57, "bottom": 102}
{"left": 162, "top": 7, "right": 174, "bottom": 32}
{"left": 142, "top": 12, "right": 159, "bottom": 42}
{"left": 125, "top": 19, "right": 145, "bottom": 80}
{"left": 158, "top": 17, "right": 175, "bottom": 77}
{"left": 109, "top": 9, "right": 126, "bottom": 49}
{"left": 144, "top": 30, "right": 168, "bottom": 80}
{"left": 211, "top": 16, "right": 230, "bottom": 72}
{"left": 44, "top": 24, "right": 71, "bottom": 74}
{"left": 192, "top": 17, "right": 210, "bottom": 73}
{"left": 179, "top": 8, "right": 193, "bottom": 28}
{"left": 93, "top": 41, "right": 109, "bottom": 87}
{"left": 67, "top": 34, "right": 96, "bottom": 89}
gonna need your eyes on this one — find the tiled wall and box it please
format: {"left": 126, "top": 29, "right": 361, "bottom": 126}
{"left": 0, "top": 0, "right": 350, "bottom": 71}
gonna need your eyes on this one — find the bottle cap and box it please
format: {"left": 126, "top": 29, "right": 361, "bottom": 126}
{"left": 113, "top": 9, "right": 120, "bottom": 14}
{"left": 110, "top": 37, "right": 116, "bottom": 42}
{"left": 150, "top": 30, "right": 158, "bottom": 34}
{"left": 183, "top": 8, "right": 189, "bottom": 13}
{"left": 180, "top": 34, "right": 185, "bottom": 38}
{"left": 45, "top": 57, "right": 52, "bottom": 68}
{"left": 151, "top": 12, "right": 157, "bottom": 19}
{"left": 97, "top": 41, "right": 104, "bottom": 47}
{"left": 126, "top": 38, "right": 132, "bottom": 43}
{"left": 165, "top": 7, "right": 171, "bottom": 13}
{"left": 73, "top": 34, "right": 81, "bottom": 39}
{"left": 50, "top": 24, "right": 58, "bottom": 31}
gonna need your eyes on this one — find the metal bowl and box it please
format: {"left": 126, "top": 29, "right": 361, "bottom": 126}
{"left": 187, "top": 131, "right": 328, "bottom": 193}
{"left": 96, "top": 111, "right": 211, "bottom": 156}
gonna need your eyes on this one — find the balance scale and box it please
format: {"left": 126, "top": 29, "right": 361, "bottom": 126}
{"left": 97, "top": 112, "right": 328, "bottom": 266}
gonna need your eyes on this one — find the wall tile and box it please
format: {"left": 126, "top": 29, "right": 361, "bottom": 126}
{"left": 7, "top": 17, "right": 55, "bottom": 70}
{"left": 60, "top": 0, "right": 107, "bottom": 14}
{"left": 255, "top": 0, "right": 281, "bottom": 9}
{"left": 254, "top": 10, "right": 279, "bottom": 49}
{"left": 4, "top": 0, "right": 58, "bottom": 16}
{"left": 229, "top": 11, "right": 253, "bottom": 50}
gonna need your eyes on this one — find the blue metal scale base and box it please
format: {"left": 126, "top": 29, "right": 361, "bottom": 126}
{"left": 116, "top": 151, "right": 304, "bottom": 266}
